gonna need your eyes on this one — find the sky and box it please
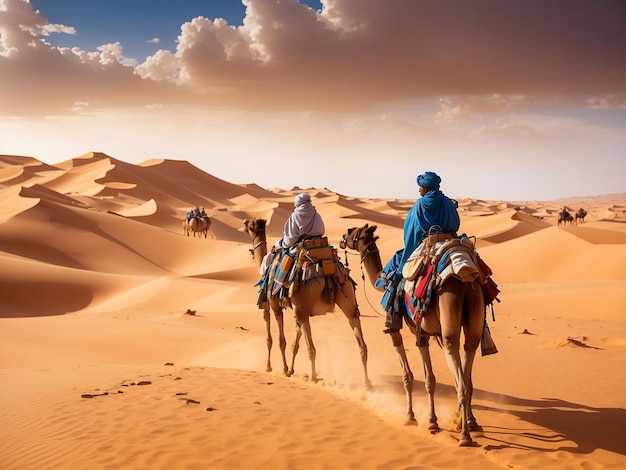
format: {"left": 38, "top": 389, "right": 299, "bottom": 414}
{"left": 0, "top": 0, "right": 625, "bottom": 201}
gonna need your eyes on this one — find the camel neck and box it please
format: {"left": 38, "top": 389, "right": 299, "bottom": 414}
{"left": 252, "top": 232, "right": 268, "bottom": 269}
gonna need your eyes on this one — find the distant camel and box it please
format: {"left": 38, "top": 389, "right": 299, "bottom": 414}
{"left": 244, "top": 218, "right": 372, "bottom": 390}
{"left": 575, "top": 208, "right": 587, "bottom": 225}
{"left": 183, "top": 216, "right": 212, "bottom": 238}
{"left": 341, "top": 223, "right": 485, "bottom": 446}
{"left": 558, "top": 210, "right": 574, "bottom": 226}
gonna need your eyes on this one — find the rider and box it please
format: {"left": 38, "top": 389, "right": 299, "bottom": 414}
{"left": 378, "top": 171, "right": 460, "bottom": 330}
{"left": 186, "top": 207, "right": 195, "bottom": 222}
{"left": 381, "top": 171, "right": 460, "bottom": 281}
{"left": 259, "top": 192, "right": 325, "bottom": 275}
{"left": 275, "top": 192, "right": 325, "bottom": 250}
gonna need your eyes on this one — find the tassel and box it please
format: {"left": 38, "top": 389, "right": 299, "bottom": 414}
{"left": 481, "top": 322, "right": 498, "bottom": 356}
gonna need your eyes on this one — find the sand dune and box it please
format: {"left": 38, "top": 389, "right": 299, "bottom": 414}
{"left": 0, "top": 152, "right": 624, "bottom": 469}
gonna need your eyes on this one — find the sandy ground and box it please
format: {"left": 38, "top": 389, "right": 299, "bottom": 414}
{"left": 1, "top": 152, "right": 625, "bottom": 469}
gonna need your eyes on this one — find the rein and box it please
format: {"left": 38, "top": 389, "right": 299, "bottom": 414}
{"left": 341, "top": 227, "right": 385, "bottom": 318}
{"left": 248, "top": 229, "right": 267, "bottom": 260}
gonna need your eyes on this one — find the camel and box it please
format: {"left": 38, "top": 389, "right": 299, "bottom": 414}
{"left": 558, "top": 208, "right": 574, "bottom": 226}
{"left": 340, "top": 223, "right": 485, "bottom": 446}
{"left": 242, "top": 218, "right": 289, "bottom": 375}
{"left": 244, "top": 218, "right": 372, "bottom": 390}
{"left": 183, "top": 216, "right": 212, "bottom": 238}
{"left": 575, "top": 208, "right": 587, "bottom": 225}
{"left": 558, "top": 213, "right": 574, "bottom": 226}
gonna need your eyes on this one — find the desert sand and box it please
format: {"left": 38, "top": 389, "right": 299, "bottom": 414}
{"left": 1, "top": 152, "right": 625, "bottom": 469}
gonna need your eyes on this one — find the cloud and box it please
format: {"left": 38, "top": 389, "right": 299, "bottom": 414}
{"left": 1, "top": 0, "right": 625, "bottom": 117}
{"left": 41, "top": 23, "right": 76, "bottom": 36}
{"left": 585, "top": 95, "right": 626, "bottom": 110}
{"left": 147, "top": 37, "right": 160, "bottom": 44}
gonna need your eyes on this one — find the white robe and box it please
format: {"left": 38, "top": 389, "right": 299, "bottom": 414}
{"left": 277, "top": 196, "right": 325, "bottom": 249}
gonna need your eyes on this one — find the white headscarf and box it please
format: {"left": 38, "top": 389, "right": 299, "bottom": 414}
{"left": 294, "top": 193, "right": 311, "bottom": 207}
{"left": 278, "top": 193, "right": 325, "bottom": 248}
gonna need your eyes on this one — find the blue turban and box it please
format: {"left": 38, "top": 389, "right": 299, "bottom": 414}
{"left": 416, "top": 171, "right": 441, "bottom": 189}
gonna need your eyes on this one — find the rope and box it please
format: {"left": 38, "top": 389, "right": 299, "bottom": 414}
{"left": 343, "top": 248, "right": 386, "bottom": 318}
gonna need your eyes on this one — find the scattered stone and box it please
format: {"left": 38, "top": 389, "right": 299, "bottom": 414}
{"left": 181, "top": 398, "right": 200, "bottom": 405}
{"left": 206, "top": 407, "right": 217, "bottom": 411}
{"left": 520, "top": 329, "right": 533, "bottom": 335}
{"left": 137, "top": 380, "right": 152, "bottom": 386}
{"left": 185, "top": 309, "right": 196, "bottom": 315}
{"left": 175, "top": 392, "right": 188, "bottom": 396}
{"left": 164, "top": 362, "right": 174, "bottom": 366}
{"left": 558, "top": 337, "right": 601, "bottom": 350}
{"left": 567, "top": 337, "right": 590, "bottom": 348}
{"left": 81, "top": 392, "right": 109, "bottom": 399}
{"left": 174, "top": 377, "right": 182, "bottom": 381}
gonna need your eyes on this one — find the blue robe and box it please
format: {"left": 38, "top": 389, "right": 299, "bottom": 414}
{"left": 382, "top": 189, "right": 460, "bottom": 280}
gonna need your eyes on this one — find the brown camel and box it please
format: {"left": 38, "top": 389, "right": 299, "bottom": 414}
{"left": 244, "top": 218, "right": 372, "bottom": 389}
{"left": 575, "top": 208, "right": 587, "bottom": 225}
{"left": 341, "top": 223, "right": 485, "bottom": 446}
{"left": 558, "top": 207, "right": 574, "bottom": 226}
{"left": 243, "top": 218, "right": 289, "bottom": 375}
{"left": 183, "top": 216, "right": 212, "bottom": 238}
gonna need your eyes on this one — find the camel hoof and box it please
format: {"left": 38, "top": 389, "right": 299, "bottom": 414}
{"left": 286, "top": 370, "right": 294, "bottom": 377}
{"left": 404, "top": 415, "right": 418, "bottom": 426}
{"left": 266, "top": 366, "right": 272, "bottom": 373}
{"left": 469, "top": 421, "right": 482, "bottom": 432}
{"left": 365, "top": 380, "right": 374, "bottom": 391}
{"left": 459, "top": 436, "right": 474, "bottom": 447}
{"left": 428, "top": 421, "right": 439, "bottom": 432}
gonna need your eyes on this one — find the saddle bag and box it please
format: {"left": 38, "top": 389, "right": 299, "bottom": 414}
{"left": 274, "top": 252, "right": 295, "bottom": 285}
{"left": 301, "top": 236, "right": 333, "bottom": 262}
{"left": 300, "top": 236, "right": 335, "bottom": 276}
{"left": 402, "top": 256, "right": 424, "bottom": 281}
{"left": 476, "top": 253, "right": 493, "bottom": 277}
{"left": 482, "top": 276, "right": 500, "bottom": 305}
{"left": 413, "top": 264, "right": 435, "bottom": 302}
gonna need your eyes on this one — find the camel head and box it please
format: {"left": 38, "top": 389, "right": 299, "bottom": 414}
{"left": 243, "top": 218, "right": 267, "bottom": 239}
{"left": 340, "top": 223, "right": 378, "bottom": 251}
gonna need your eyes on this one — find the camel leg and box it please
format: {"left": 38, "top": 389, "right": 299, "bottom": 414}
{"left": 389, "top": 330, "right": 416, "bottom": 425}
{"left": 417, "top": 336, "right": 439, "bottom": 431}
{"left": 347, "top": 313, "right": 372, "bottom": 390}
{"left": 262, "top": 307, "right": 273, "bottom": 372}
{"left": 462, "top": 342, "right": 480, "bottom": 431}
{"left": 262, "top": 301, "right": 289, "bottom": 375}
{"left": 288, "top": 320, "right": 302, "bottom": 378}
{"left": 336, "top": 288, "right": 372, "bottom": 390}
{"left": 461, "top": 286, "right": 484, "bottom": 432}
{"left": 439, "top": 287, "right": 473, "bottom": 446}
{"left": 295, "top": 312, "right": 318, "bottom": 383}
{"left": 270, "top": 303, "right": 289, "bottom": 375}
{"left": 442, "top": 332, "right": 472, "bottom": 446}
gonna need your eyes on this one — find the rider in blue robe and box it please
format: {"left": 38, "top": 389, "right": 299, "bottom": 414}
{"left": 378, "top": 171, "right": 460, "bottom": 329}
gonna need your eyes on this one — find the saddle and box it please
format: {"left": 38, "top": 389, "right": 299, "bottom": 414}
{"left": 255, "top": 236, "right": 352, "bottom": 308}
{"left": 402, "top": 235, "right": 499, "bottom": 325}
